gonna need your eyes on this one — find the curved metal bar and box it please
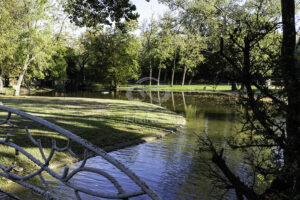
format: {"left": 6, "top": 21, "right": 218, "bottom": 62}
{"left": 63, "top": 167, "right": 126, "bottom": 194}
{"left": 0, "top": 112, "right": 14, "bottom": 126}
{"left": 0, "top": 105, "right": 161, "bottom": 200}
{"left": 0, "top": 172, "right": 58, "bottom": 200}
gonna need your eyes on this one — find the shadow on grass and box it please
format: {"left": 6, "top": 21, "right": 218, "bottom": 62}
{"left": 0, "top": 96, "right": 181, "bottom": 199}
{"left": 0, "top": 96, "right": 177, "bottom": 171}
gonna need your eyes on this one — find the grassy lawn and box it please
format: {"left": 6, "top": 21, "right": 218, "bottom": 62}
{"left": 119, "top": 84, "right": 238, "bottom": 92}
{"left": 87, "top": 83, "right": 236, "bottom": 92}
{"left": 61, "top": 83, "right": 268, "bottom": 94}
{"left": 117, "top": 84, "right": 269, "bottom": 94}
{"left": 0, "top": 96, "right": 184, "bottom": 183}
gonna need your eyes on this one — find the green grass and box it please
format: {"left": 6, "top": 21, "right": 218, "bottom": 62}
{"left": 117, "top": 84, "right": 269, "bottom": 95}
{"left": 56, "top": 83, "right": 265, "bottom": 94}
{"left": 0, "top": 96, "right": 183, "bottom": 183}
{"left": 119, "top": 84, "right": 237, "bottom": 92}
{"left": 88, "top": 83, "right": 233, "bottom": 92}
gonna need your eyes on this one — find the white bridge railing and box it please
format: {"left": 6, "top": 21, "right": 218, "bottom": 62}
{"left": 0, "top": 105, "right": 161, "bottom": 200}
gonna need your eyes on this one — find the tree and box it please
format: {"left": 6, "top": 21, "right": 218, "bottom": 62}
{"left": 84, "top": 21, "right": 141, "bottom": 89}
{"left": 160, "top": 0, "right": 245, "bottom": 89}
{"left": 204, "top": 0, "right": 300, "bottom": 199}
{"left": 64, "top": 47, "right": 81, "bottom": 90}
{"left": 64, "top": 0, "right": 144, "bottom": 29}
{"left": 43, "top": 42, "right": 68, "bottom": 85}
{"left": 178, "top": 31, "right": 205, "bottom": 86}
{"left": 170, "top": 34, "right": 181, "bottom": 87}
{"left": 161, "top": 0, "right": 300, "bottom": 199}
{"left": 72, "top": 36, "right": 90, "bottom": 86}
{"left": 10, "top": 0, "right": 67, "bottom": 96}
{"left": 0, "top": 0, "right": 23, "bottom": 94}
{"left": 141, "top": 17, "right": 159, "bottom": 86}
{"left": 154, "top": 15, "right": 174, "bottom": 85}
{"left": 279, "top": 0, "right": 300, "bottom": 195}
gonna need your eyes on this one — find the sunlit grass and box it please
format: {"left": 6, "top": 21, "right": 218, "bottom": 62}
{"left": 121, "top": 84, "right": 257, "bottom": 92}
{"left": 85, "top": 83, "right": 268, "bottom": 94}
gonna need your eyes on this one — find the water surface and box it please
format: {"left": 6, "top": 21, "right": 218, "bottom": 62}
{"left": 12, "top": 90, "right": 243, "bottom": 199}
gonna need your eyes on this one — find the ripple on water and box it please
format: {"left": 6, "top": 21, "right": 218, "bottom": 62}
{"left": 15, "top": 92, "right": 242, "bottom": 200}
{"left": 46, "top": 131, "right": 207, "bottom": 200}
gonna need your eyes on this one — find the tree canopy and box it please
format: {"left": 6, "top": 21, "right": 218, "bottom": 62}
{"left": 64, "top": 0, "right": 147, "bottom": 29}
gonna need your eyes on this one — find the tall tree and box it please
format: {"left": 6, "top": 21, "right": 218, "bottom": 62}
{"left": 155, "top": 14, "right": 174, "bottom": 85}
{"left": 170, "top": 34, "right": 180, "bottom": 87}
{"left": 12, "top": 0, "right": 66, "bottom": 96}
{"left": 280, "top": 0, "right": 300, "bottom": 194}
{"left": 84, "top": 21, "right": 141, "bottom": 89}
{"left": 43, "top": 40, "right": 68, "bottom": 85}
{"left": 178, "top": 31, "right": 205, "bottom": 86}
{"left": 141, "top": 17, "right": 159, "bottom": 86}
{"left": 0, "top": 0, "right": 23, "bottom": 94}
{"left": 161, "top": 0, "right": 300, "bottom": 199}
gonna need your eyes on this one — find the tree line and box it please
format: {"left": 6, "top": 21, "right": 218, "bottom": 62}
{"left": 0, "top": 0, "right": 256, "bottom": 96}
{"left": 1, "top": 0, "right": 300, "bottom": 199}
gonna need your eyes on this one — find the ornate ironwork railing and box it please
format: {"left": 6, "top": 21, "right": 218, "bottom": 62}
{"left": 0, "top": 105, "right": 161, "bottom": 200}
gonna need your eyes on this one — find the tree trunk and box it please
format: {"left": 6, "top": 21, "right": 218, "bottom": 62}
{"left": 182, "top": 66, "right": 187, "bottom": 86}
{"left": 240, "top": 83, "right": 245, "bottom": 91}
{"left": 0, "top": 74, "right": 4, "bottom": 94}
{"left": 80, "top": 64, "right": 85, "bottom": 85}
{"left": 157, "top": 60, "right": 162, "bottom": 86}
{"left": 188, "top": 76, "right": 193, "bottom": 85}
{"left": 14, "top": 69, "right": 26, "bottom": 96}
{"left": 163, "top": 68, "right": 167, "bottom": 83}
{"left": 231, "top": 82, "right": 237, "bottom": 91}
{"left": 171, "top": 49, "right": 176, "bottom": 87}
{"left": 281, "top": 0, "right": 300, "bottom": 192}
{"left": 149, "top": 58, "right": 152, "bottom": 86}
{"left": 14, "top": 55, "right": 30, "bottom": 96}
{"left": 171, "top": 67, "right": 175, "bottom": 87}
{"left": 4, "top": 76, "right": 9, "bottom": 87}
{"left": 114, "top": 80, "right": 119, "bottom": 92}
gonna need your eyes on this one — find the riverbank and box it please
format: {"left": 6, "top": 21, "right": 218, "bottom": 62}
{"left": 0, "top": 96, "right": 185, "bottom": 183}
{"left": 89, "top": 83, "right": 261, "bottom": 93}
{"left": 1, "top": 87, "right": 54, "bottom": 96}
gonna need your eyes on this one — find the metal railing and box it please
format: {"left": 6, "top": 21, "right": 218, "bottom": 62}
{"left": 0, "top": 105, "right": 161, "bottom": 200}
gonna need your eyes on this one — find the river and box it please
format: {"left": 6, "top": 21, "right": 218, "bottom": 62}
{"left": 13, "top": 90, "right": 244, "bottom": 199}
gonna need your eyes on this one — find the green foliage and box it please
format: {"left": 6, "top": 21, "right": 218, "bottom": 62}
{"left": 0, "top": 0, "right": 24, "bottom": 76}
{"left": 141, "top": 17, "right": 159, "bottom": 64}
{"left": 158, "top": 0, "right": 299, "bottom": 199}
{"left": 154, "top": 13, "right": 175, "bottom": 69}
{"left": 45, "top": 44, "right": 68, "bottom": 81}
{"left": 83, "top": 21, "right": 141, "bottom": 88}
{"left": 0, "top": 0, "right": 70, "bottom": 93}
{"left": 64, "top": 47, "right": 80, "bottom": 81}
{"left": 64, "top": 0, "right": 141, "bottom": 29}
{"left": 256, "top": 174, "right": 273, "bottom": 194}
{"left": 178, "top": 31, "right": 206, "bottom": 71}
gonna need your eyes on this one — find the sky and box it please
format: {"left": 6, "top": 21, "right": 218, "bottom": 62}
{"left": 131, "top": 0, "right": 170, "bottom": 24}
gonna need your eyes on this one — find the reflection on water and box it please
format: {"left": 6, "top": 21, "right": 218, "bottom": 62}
{"left": 11, "top": 91, "right": 241, "bottom": 199}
